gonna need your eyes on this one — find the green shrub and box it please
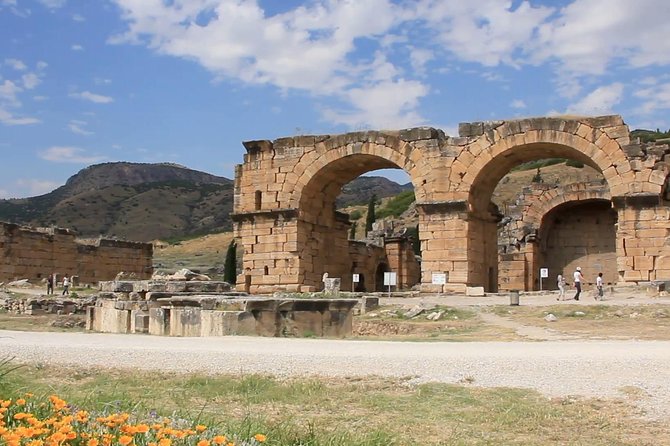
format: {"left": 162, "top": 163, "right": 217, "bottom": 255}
{"left": 349, "top": 210, "right": 362, "bottom": 220}
{"left": 376, "top": 190, "right": 415, "bottom": 219}
{"left": 565, "top": 159, "right": 584, "bottom": 168}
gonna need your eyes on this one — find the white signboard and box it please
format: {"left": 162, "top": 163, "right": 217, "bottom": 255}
{"left": 540, "top": 268, "right": 549, "bottom": 278}
{"left": 352, "top": 274, "right": 360, "bottom": 283}
{"left": 432, "top": 273, "right": 447, "bottom": 285}
{"left": 383, "top": 272, "right": 397, "bottom": 286}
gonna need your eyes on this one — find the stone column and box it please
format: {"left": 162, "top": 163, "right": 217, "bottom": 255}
{"left": 613, "top": 195, "right": 670, "bottom": 283}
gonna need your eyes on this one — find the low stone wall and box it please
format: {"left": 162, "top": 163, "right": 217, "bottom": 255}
{"left": 0, "top": 222, "right": 153, "bottom": 284}
{"left": 87, "top": 296, "right": 357, "bottom": 337}
{"left": 1, "top": 295, "right": 94, "bottom": 315}
{"left": 86, "top": 279, "right": 358, "bottom": 337}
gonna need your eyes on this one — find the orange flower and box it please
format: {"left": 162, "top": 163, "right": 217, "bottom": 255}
{"left": 197, "top": 440, "right": 210, "bottom": 446}
{"left": 195, "top": 424, "right": 207, "bottom": 432}
{"left": 212, "top": 436, "right": 227, "bottom": 445}
{"left": 119, "top": 435, "right": 134, "bottom": 445}
{"left": 254, "top": 434, "right": 267, "bottom": 443}
{"left": 15, "top": 399, "right": 26, "bottom": 406}
{"left": 87, "top": 439, "right": 100, "bottom": 446}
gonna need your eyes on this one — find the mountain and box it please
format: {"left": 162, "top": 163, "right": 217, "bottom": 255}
{"left": 0, "top": 162, "right": 233, "bottom": 242}
{"left": 336, "top": 176, "right": 413, "bottom": 208}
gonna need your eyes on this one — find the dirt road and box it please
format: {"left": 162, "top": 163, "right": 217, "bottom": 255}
{"left": 2, "top": 329, "right": 669, "bottom": 420}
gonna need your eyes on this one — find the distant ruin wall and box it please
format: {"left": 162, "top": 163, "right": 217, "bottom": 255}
{"left": 0, "top": 222, "right": 153, "bottom": 284}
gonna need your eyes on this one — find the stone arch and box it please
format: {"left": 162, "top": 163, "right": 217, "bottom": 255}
{"left": 285, "top": 132, "right": 430, "bottom": 210}
{"left": 462, "top": 118, "right": 635, "bottom": 216}
{"left": 523, "top": 183, "right": 612, "bottom": 233}
{"left": 283, "top": 134, "right": 430, "bottom": 290}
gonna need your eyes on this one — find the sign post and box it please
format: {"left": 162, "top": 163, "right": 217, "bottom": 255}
{"left": 432, "top": 272, "right": 447, "bottom": 297}
{"left": 352, "top": 273, "right": 359, "bottom": 293}
{"left": 539, "top": 267, "right": 549, "bottom": 291}
{"left": 383, "top": 272, "right": 397, "bottom": 298}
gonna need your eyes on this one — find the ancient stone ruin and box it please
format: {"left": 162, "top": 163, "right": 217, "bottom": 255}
{"left": 86, "top": 278, "right": 358, "bottom": 337}
{"left": 233, "top": 115, "right": 670, "bottom": 293}
{"left": 0, "top": 222, "right": 153, "bottom": 284}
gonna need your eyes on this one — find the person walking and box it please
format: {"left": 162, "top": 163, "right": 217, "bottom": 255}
{"left": 62, "top": 274, "right": 70, "bottom": 296}
{"left": 46, "top": 273, "right": 54, "bottom": 295}
{"left": 596, "top": 272, "right": 604, "bottom": 300}
{"left": 573, "top": 267, "right": 584, "bottom": 301}
{"left": 557, "top": 274, "right": 566, "bottom": 301}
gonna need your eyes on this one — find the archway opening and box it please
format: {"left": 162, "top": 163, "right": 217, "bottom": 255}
{"left": 474, "top": 144, "right": 611, "bottom": 292}
{"left": 537, "top": 200, "right": 617, "bottom": 290}
{"left": 297, "top": 155, "right": 420, "bottom": 292}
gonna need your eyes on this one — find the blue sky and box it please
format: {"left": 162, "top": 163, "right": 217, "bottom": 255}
{"left": 1, "top": 0, "right": 669, "bottom": 198}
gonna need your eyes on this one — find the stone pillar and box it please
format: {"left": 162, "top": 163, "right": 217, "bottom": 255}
{"left": 232, "top": 209, "right": 303, "bottom": 293}
{"left": 614, "top": 195, "right": 670, "bottom": 283}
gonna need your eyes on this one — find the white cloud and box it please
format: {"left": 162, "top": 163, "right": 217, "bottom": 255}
{"left": 33, "top": 95, "right": 48, "bottom": 101}
{"left": 634, "top": 82, "right": 670, "bottom": 115}
{"left": 21, "top": 72, "right": 41, "bottom": 89}
{"left": 69, "top": 91, "right": 114, "bottom": 103}
{"left": 110, "top": 0, "right": 418, "bottom": 127}
{"left": 5, "top": 58, "right": 26, "bottom": 71}
{"left": 71, "top": 44, "right": 84, "bottom": 51}
{"left": 0, "top": 107, "right": 40, "bottom": 125}
{"left": 531, "top": 0, "right": 670, "bottom": 75}
{"left": 0, "top": 79, "right": 22, "bottom": 106}
{"left": 38, "top": 0, "right": 66, "bottom": 9}
{"left": 72, "top": 13, "right": 85, "bottom": 22}
{"left": 107, "top": 0, "right": 670, "bottom": 129}
{"left": 323, "top": 79, "right": 428, "bottom": 129}
{"left": 39, "top": 146, "right": 107, "bottom": 164}
{"left": 16, "top": 179, "right": 62, "bottom": 196}
{"left": 416, "top": 0, "right": 555, "bottom": 67}
{"left": 510, "top": 99, "right": 527, "bottom": 109}
{"left": 566, "top": 83, "right": 624, "bottom": 115}
{"left": 67, "top": 119, "right": 93, "bottom": 135}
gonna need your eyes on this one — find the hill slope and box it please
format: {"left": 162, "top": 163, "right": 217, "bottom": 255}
{"left": 0, "top": 162, "right": 234, "bottom": 242}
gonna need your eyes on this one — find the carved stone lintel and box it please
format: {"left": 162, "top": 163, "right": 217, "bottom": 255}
{"left": 230, "top": 208, "right": 298, "bottom": 222}
{"left": 611, "top": 195, "right": 660, "bottom": 209}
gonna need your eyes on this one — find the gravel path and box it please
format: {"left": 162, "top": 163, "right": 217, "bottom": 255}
{"left": 2, "top": 329, "right": 670, "bottom": 420}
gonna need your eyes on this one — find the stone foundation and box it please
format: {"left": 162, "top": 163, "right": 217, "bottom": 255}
{"left": 86, "top": 279, "right": 357, "bottom": 337}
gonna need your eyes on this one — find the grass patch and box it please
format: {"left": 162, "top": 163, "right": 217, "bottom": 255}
{"left": 2, "top": 365, "right": 667, "bottom": 445}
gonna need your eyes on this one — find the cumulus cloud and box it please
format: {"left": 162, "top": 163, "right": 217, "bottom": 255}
{"left": 15, "top": 179, "right": 62, "bottom": 196}
{"left": 69, "top": 91, "right": 114, "bottom": 103}
{"left": 71, "top": 44, "right": 84, "bottom": 51}
{"left": 39, "top": 146, "right": 107, "bottom": 163}
{"left": 0, "top": 107, "right": 40, "bottom": 125}
{"left": 110, "top": 0, "right": 423, "bottom": 127}
{"left": 566, "top": 83, "right": 624, "bottom": 115}
{"left": 510, "top": 99, "right": 527, "bottom": 109}
{"left": 67, "top": 119, "right": 93, "bottom": 135}
{"left": 38, "top": 0, "right": 66, "bottom": 9}
{"left": 634, "top": 82, "right": 670, "bottom": 115}
{"left": 5, "top": 58, "right": 27, "bottom": 71}
{"left": 107, "top": 0, "right": 670, "bottom": 128}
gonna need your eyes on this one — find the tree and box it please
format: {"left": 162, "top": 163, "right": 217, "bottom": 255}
{"left": 223, "top": 239, "right": 237, "bottom": 284}
{"left": 349, "top": 221, "right": 357, "bottom": 239}
{"left": 365, "top": 194, "right": 377, "bottom": 235}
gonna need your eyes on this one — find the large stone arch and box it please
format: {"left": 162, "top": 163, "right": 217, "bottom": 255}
{"left": 233, "top": 115, "right": 670, "bottom": 294}
{"left": 461, "top": 118, "right": 637, "bottom": 214}
{"left": 232, "top": 129, "right": 442, "bottom": 293}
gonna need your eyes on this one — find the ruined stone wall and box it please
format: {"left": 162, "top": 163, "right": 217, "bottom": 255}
{"left": 384, "top": 237, "right": 421, "bottom": 290}
{"left": 540, "top": 202, "right": 618, "bottom": 288}
{"left": 0, "top": 222, "right": 152, "bottom": 284}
